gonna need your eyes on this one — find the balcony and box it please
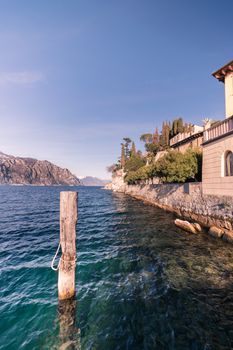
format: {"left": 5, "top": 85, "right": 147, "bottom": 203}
{"left": 203, "top": 115, "right": 233, "bottom": 143}
{"left": 170, "top": 125, "right": 203, "bottom": 147}
{"left": 170, "top": 132, "right": 192, "bottom": 146}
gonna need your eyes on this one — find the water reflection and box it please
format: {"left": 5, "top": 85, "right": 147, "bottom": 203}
{"left": 77, "top": 191, "right": 233, "bottom": 349}
{"left": 58, "top": 297, "right": 81, "bottom": 350}
{"left": 1, "top": 186, "right": 233, "bottom": 349}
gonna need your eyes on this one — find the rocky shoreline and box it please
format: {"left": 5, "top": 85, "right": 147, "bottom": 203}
{"left": 105, "top": 171, "right": 233, "bottom": 244}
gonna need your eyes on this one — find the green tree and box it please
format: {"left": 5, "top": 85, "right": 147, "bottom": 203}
{"left": 131, "top": 142, "right": 136, "bottom": 157}
{"left": 125, "top": 165, "right": 151, "bottom": 184}
{"left": 165, "top": 122, "right": 170, "bottom": 145}
{"left": 177, "top": 117, "right": 184, "bottom": 133}
{"left": 172, "top": 119, "right": 178, "bottom": 136}
{"left": 120, "top": 143, "right": 126, "bottom": 168}
{"left": 160, "top": 122, "right": 170, "bottom": 148}
{"left": 123, "top": 137, "right": 132, "bottom": 159}
{"left": 171, "top": 118, "right": 185, "bottom": 136}
{"left": 154, "top": 149, "right": 199, "bottom": 183}
{"left": 140, "top": 133, "right": 153, "bottom": 144}
{"left": 125, "top": 154, "right": 146, "bottom": 173}
{"left": 152, "top": 127, "right": 159, "bottom": 144}
{"left": 124, "top": 149, "right": 202, "bottom": 184}
{"left": 145, "top": 142, "right": 160, "bottom": 156}
{"left": 106, "top": 163, "right": 121, "bottom": 174}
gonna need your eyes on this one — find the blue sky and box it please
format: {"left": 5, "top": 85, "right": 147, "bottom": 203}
{"left": 0, "top": 0, "right": 232, "bottom": 178}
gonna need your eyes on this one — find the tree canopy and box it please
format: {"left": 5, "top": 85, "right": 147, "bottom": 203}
{"left": 108, "top": 117, "right": 202, "bottom": 187}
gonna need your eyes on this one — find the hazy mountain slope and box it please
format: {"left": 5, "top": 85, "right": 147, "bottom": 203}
{"left": 0, "top": 151, "right": 81, "bottom": 185}
{"left": 81, "top": 176, "right": 110, "bottom": 186}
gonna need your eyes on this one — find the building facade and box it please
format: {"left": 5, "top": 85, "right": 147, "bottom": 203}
{"left": 170, "top": 125, "right": 203, "bottom": 153}
{"left": 202, "top": 60, "right": 233, "bottom": 196}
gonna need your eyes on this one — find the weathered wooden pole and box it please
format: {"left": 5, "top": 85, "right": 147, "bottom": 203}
{"left": 58, "top": 191, "right": 78, "bottom": 300}
{"left": 58, "top": 298, "right": 80, "bottom": 349}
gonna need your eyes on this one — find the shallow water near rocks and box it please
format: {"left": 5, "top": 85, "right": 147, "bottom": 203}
{"left": 0, "top": 186, "right": 233, "bottom": 350}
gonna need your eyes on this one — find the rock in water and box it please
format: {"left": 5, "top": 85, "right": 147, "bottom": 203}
{"left": 174, "top": 219, "right": 198, "bottom": 234}
{"left": 208, "top": 226, "right": 224, "bottom": 238}
{"left": 222, "top": 230, "right": 233, "bottom": 243}
{"left": 0, "top": 151, "right": 81, "bottom": 186}
{"left": 193, "top": 223, "right": 202, "bottom": 232}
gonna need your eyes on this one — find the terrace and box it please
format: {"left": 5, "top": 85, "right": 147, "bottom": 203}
{"left": 170, "top": 125, "right": 203, "bottom": 147}
{"left": 203, "top": 115, "right": 233, "bottom": 144}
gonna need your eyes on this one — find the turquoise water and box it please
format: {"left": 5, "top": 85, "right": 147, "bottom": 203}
{"left": 0, "top": 186, "right": 233, "bottom": 350}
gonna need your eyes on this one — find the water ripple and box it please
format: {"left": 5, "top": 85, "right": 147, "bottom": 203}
{"left": 0, "top": 186, "right": 233, "bottom": 349}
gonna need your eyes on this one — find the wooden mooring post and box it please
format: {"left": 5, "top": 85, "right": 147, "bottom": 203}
{"left": 58, "top": 191, "right": 78, "bottom": 300}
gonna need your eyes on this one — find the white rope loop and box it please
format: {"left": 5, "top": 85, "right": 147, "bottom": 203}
{"left": 51, "top": 242, "right": 61, "bottom": 271}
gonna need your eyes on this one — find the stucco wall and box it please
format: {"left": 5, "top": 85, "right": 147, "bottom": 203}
{"left": 202, "top": 133, "right": 233, "bottom": 196}
{"left": 225, "top": 72, "right": 233, "bottom": 118}
{"left": 173, "top": 135, "right": 203, "bottom": 153}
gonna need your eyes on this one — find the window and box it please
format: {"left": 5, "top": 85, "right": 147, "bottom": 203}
{"left": 225, "top": 151, "right": 233, "bottom": 176}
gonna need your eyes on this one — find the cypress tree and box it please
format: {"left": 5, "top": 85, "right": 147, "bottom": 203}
{"left": 160, "top": 122, "right": 166, "bottom": 147}
{"left": 173, "top": 119, "right": 178, "bottom": 135}
{"left": 123, "top": 137, "right": 132, "bottom": 159}
{"left": 177, "top": 117, "right": 184, "bottom": 133}
{"left": 121, "top": 143, "right": 126, "bottom": 168}
{"left": 153, "top": 127, "right": 159, "bottom": 144}
{"left": 165, "top": 122, "right": 170, "bottom": 146}
{"left": 131, "top": 142, "right": 136, "bottom": 157}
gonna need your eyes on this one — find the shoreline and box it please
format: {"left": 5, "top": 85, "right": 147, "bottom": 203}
{"left": 105, "top": 180, "right": 233, "bottom": 244}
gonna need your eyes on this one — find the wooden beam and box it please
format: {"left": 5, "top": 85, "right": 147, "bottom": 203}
{"left": 58, "top": 191, "right": 78, "bottom": 300}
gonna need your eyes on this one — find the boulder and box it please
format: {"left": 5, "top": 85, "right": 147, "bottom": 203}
{"left": 223, "top": 221, "right": 232, "bottom": 231}
{"left": 193, "top": 223, "right": 202, "bottom": 232}
{"left": 208, "top": 226, "right": 224, "bottom": 238}
{"left": 174, "top": 219, "right": 198, "bottom": 234}
{"left": 104, "top": 182, "right": 113, "bottom": 190}
{"left": 222, "top": 230, "right": 233, "bottom": 244}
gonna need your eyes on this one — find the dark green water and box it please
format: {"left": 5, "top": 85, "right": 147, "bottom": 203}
{"left": 0, "top": 186, "right": 233, "bottom": 350}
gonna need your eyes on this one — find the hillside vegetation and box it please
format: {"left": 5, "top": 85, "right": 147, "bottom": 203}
{"left": 107, "top": 118, "right": 202, "bottom": 185}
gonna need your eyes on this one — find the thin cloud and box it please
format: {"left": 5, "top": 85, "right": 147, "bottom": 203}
{"left": 0, "top": 71, "right": 45, "bottom": 85}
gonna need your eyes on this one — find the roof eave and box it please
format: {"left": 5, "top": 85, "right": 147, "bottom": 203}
{"left": 212, "top": 59, "right": 233, "bottom": 82}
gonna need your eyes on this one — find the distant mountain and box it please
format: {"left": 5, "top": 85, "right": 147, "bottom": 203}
{"left": 81, "top": 176, "right": 110, "bottom": 186}
{"left": 0, "top": 151, "right": 81, "bottom": 186}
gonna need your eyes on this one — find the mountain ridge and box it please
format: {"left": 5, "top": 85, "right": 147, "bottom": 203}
{"left": 0, "top": 151, "right": 81, "bottom": 186}
{"left": 81, "top": 176, "right": 110, "bottom": 186}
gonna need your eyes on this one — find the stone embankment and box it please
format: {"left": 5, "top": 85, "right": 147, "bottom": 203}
{"left": 105, "top": 172, "right": 233, "bottom": 244}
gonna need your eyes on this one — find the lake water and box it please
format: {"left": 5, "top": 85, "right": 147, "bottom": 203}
{"left": 0, "top": 186, "right": 233, "bottom": 350}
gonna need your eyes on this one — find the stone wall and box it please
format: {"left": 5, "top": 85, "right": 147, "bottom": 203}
{"left": 105, "top": 169, "right": 127, "bottom": 192}
{"left": 121, "top": 182, "right": 233, "bottom": 231}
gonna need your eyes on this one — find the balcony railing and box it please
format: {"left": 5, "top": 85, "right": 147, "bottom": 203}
{"left": 203, "top": 115, "right": 233, "bottom": 143}
{"left": 170, "top": 126, "right": 203, "bottom": 146}
{"left": 170, "top": 132, "right": 192, "bottom": 146}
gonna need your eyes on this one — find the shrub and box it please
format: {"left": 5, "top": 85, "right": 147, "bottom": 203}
{"left": 125, "top": 165, "right": 151, "bottom": 184}
{"left": 145, "top": 143, "right": 160, "bottom": 156}
{"left": 106, "top": 162, "right": 121, "bottom": 174}
{"left": 124, "top": 149, "right": 202, "bottom": 184}
{"left": 154, "top": 149, "right": 201, "bottom": 183}
{"left": 124, "top": 154, "right": 146, "bottom": 172}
